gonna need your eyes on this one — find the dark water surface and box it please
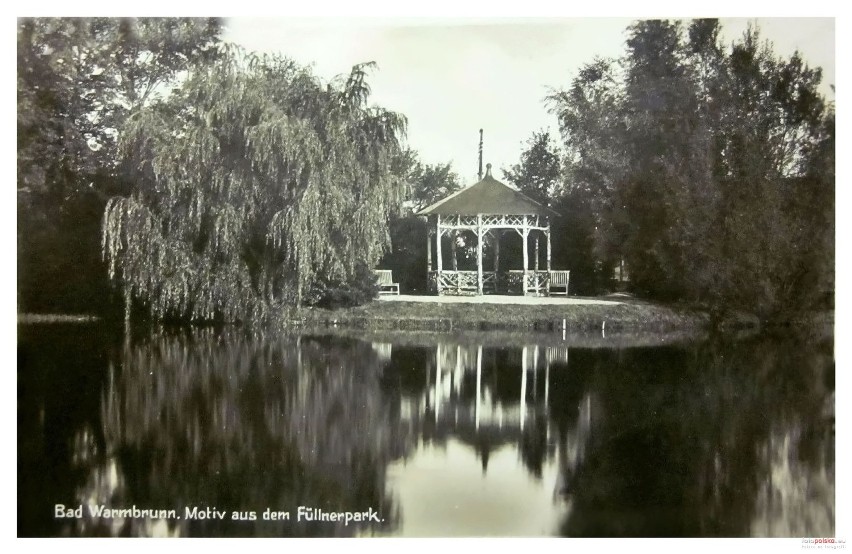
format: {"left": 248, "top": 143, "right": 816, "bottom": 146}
{"left": 17, "top": 323, "right": 834, "bottom": 537}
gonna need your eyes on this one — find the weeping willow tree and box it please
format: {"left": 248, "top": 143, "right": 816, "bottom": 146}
{"left": 103, "top": 47, "right": 407, "bottom": 322}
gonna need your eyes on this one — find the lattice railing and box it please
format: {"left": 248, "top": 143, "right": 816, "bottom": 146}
{"left": 504, "top": 270, "right": 550, "bottom": 295}
{"left": 439, "top": 215, "right": 478, "bottom": 228}
{"left": 528, "top": 271, "right": 550, "bottom": 295}
{"left": 505, "top": 270, "right": 525, "bottom": 293}
{"left": 482, "top": 214, "right": 528, "bottom": 227}
{"left": 436, "top": 270, "right": 478, "bottom": 294}
{"left": 430, "top": 270, "right": 552, "bottom": 295}
{"left": 482, "top": 271, "right": 497, "bottom": 293}
{"left": 439, "top": 214, "right": 549, "bottom": 229}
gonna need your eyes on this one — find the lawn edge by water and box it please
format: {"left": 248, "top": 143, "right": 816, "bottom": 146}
{"left": 17, "top": 313, "right": 101, "bottom": 324}
{"left": 297, "top": 298, "right": 711, "bottom": 334}
{"left": 18, "top": 302, "right": 830, "bottom": 336}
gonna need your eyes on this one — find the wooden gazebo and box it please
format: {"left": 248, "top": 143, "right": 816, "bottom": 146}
{"left": 417, "top": 163, "right": 565, "bottom": 296}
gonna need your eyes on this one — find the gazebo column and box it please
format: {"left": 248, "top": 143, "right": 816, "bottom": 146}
{"left": 535, "top": 235, "right": 540, "bottom": 271}
{"left": 493, "top": 231, "right": 501, "bottom": 292}
{"left": 436, "top": 215, "right": 443, "bottom": 295}
{"left": 493, "top": 231, "right": 501, "bottom": 272}
{"left": 546, "top": 225, "right": 552, "bottom": 271}
{"left": 522, "top": 217, "right": 529, "bottom": 296}
{"left": 477, "top": 214, "right": 484, "bottom": 295}
{"left": 450, "top": 214, "right": 458, "bottom": 273}
{"left": 427, "top": 227, "right": 433, "bottom": 272}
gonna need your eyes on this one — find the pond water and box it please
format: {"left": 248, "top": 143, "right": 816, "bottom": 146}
{"left": 17, "top": 323, "right": 835, "bottom": 537}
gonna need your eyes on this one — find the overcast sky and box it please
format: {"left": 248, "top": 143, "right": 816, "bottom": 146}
{"left": 223, "top": 17, "right": 835, "bottom": 183}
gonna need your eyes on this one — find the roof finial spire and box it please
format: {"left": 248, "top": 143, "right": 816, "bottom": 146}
{"left": 485, "top": 163, "right": 492, "bottom": 178}
{"left": 478, "top": 129, "right": 484, "bottom": 181}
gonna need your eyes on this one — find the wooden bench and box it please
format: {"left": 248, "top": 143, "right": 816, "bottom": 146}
{"left": 374, "top": 269, "right": 400, "bottom": 295}
{"left": 549, "top": 270, "right": 570, "bottom": 296}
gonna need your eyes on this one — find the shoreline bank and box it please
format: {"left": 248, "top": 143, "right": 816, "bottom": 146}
{"left": 18, "top": 298, "right": 832, "bottom": 338}
{"left": 294, "top": 297, "right": 711, "bottom": 334}
{"left": 17, "top": 314, "right": 101, "bottom": 324}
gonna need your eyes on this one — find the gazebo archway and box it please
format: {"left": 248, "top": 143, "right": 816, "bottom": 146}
{"left": 418, "top": 163, "right": 561, "bottom": 296}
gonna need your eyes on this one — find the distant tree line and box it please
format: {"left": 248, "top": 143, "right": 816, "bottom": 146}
{"left": 503, "top": 19, "right": 833, "bottom": 321}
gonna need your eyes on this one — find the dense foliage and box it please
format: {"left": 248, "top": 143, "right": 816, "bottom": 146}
{"left": 381, "top": 157, "right": 463, "bottom": 293}
{"left": 306, "top": 261, "right": 381, "bottom": 309}
{"left": 18, "top": 18, "right": 223, "bottom": 314}
{"left": 538, "top": 19, "right": 833, "bottom": 318}
{"left": 502, "top": 132, "right": 603, "bottom": 295}
{"left": 19, "top": 18, "right": 833, "bottom": 324}
{"left": 407, "top": 159, "right": 463, "bottom": 213}
{"left": 503, "top": 131, "right": 563, "bottom": 206}
{"left": 103, "top": 49, "right": 407, "bottom": 321}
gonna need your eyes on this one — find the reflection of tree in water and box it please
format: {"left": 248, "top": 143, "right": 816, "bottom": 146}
{"left": 748, "top": 335, "right": 835, "bottom": 537}
{"left": 379, "top": 335, "right": 834, "bottom": 537}
{"left": 23, "top": 326, "right": 834, "bottom": 537}
{"left": 72, "top": 330, "right": 406, "bottom": 537}
{"left": 555, "top": 334, "right": 834, "bottom": 537}
{"left": 18, "top": 323, "right": 116, "bottom": 537}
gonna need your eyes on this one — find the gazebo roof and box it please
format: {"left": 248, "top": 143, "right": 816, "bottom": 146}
{"left": 416, "top": 163, "right": 557, "bottom": 217}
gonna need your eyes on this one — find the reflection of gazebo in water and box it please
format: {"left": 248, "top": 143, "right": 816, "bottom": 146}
{"left": 384, "top": 341, "right": 594, "bottom": 480}
{"left": 417, "top": 163, "right": 564, "bottom": 296}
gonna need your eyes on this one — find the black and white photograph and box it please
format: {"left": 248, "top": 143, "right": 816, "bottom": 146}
{"left": 15, "top": 10, "right": 838, "bottom": 542}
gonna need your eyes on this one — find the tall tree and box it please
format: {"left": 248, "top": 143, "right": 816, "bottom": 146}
{"left": 548, "top": 57, "right": 631, "bottom": 286}
{"left": 17, "top": 18, "right": 223, "bottom": 314}
{"left": 548, "top": 19, "right": 833, "bottom": 318}
{"left": 407, "top": 160, "right": 462, "bottom": 213}
{"left": 382, "top": 156, "right": 462, "bottom": 293}
{"left": 503, "top": 131, "right": 562, "bottom": 206}
{"left": 18, "top": 18, "right": 222, "bottom": 186}
{"left": 103, "top": 51, "right": 407, "bottom": 322}
{"left": 503, "top": 130, "right": 601, "bottom": 293}
{"left": 709, "top": 26, "right": 830, "bottom": 317}
{"left": 618, "top": 19, "right": 710, "bottom": 300}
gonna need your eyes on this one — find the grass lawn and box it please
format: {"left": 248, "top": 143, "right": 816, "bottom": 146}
{"left": 17, "top": 313, "right": 100, "bottom": 324}
{"left": 297, "top": 296, "right": 709, "bottom": 333}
